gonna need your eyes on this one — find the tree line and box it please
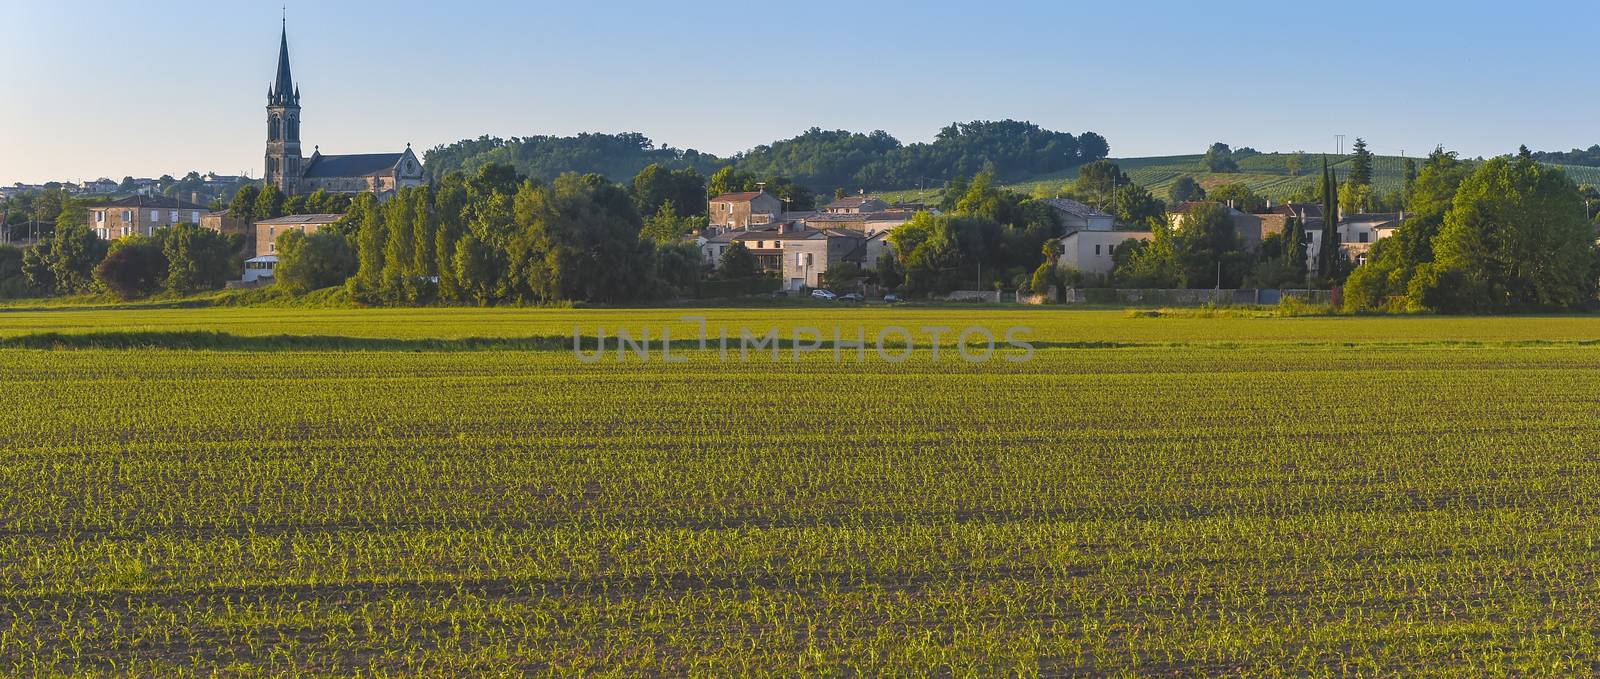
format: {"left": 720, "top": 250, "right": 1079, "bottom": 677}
{"left": 421, "top": 121, "right": 1110, "bottom": 196}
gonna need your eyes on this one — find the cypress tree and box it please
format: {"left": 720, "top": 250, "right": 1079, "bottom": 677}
{"left": 1319, "top": 157, "right": 1340, "bottom": 277}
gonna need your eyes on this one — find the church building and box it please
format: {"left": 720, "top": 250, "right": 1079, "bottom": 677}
{"left": 264, "top": 22, "right": 423, "bottom": 201}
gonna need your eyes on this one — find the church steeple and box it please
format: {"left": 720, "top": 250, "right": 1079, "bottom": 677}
{"left": 265, "top": 15, "right": 303, "bottom": 195}
{"left": 268, "top": 18, "right": 297, "bottom": 106}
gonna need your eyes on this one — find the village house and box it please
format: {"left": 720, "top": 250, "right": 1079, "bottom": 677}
{"left": 821, "top": 194, "right": 889, "bottom": 215}
{"left": 707, "top": 190, "right": 783, "bottom": 230}
{"left": 700, "top": 222, "right": 867, "bottom": 290}
{"left": 802, "top": 210, "right": 916, "bottom": 235}
{"left": 87, "top": 195, "right": 209, "bottom": 240}
{"left": 778, "top": 227, "right": 866, "bottom": 290}
{"left": 253, "top": 213, "right": 343, "bottom": 257}
{"left": 1040, "top": 198, "right": 1115, "bottom": 232}
{"left": 199, "top": 211, "right": 252, "bottom": 237}
{"left": 1305, "top": 212, "right": 1405, "bottom": 269}
{"left": 1056, "top": 229, "right": 1154, "bottom": 276}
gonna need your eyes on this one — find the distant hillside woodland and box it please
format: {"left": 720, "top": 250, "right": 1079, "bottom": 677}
{"left": 422, "top": 121, "right": 1109, "bottom": 194}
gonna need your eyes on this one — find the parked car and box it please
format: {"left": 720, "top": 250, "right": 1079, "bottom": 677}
{"left": 883, "top": 294, "right": 904, "bottom": 303}
{"left": 840, "top": 292, "right": 864, "bottom": 302}
{"left": 811, "top": 289, "right": 837, "bottom": 301}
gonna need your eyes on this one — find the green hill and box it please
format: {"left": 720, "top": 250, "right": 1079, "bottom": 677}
{"left": 884, "top": 153, "right": 1600, "bottom": 205}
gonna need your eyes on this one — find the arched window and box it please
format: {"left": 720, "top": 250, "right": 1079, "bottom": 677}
{"left": 268, "top": 115, "right": 279, "bottom": 141}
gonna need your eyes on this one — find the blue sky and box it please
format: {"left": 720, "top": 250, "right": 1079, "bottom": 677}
{"left": 2, "top": 0, "right": 1597, "bottom": 184}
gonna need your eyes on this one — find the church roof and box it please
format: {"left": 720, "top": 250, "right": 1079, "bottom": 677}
{"left": 302, "top": 153, "right": 404, "bottom": 179}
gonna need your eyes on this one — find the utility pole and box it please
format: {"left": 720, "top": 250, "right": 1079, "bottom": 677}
{"left": 1334, "top": 135, "right": 1345, "bottom": 156}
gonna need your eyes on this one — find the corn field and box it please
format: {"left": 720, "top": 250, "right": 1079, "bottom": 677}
{"left": 0, "top": 309, "right": 1598, "bottom": 675}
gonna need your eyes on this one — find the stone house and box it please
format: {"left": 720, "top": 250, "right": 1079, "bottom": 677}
{"left": 707, "top": 191, "right": 783, "bottom": 230}
{"left": 88, "top": 195, "right": 209, "bottom": 240}
{"left": 200, "top": 212, "right": 252, "bottom": 237}
{"left": 253, "top": 213, "right": 344, "bottom": 257}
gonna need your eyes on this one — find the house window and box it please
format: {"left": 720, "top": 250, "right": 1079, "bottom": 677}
{"left": 191, "top": 211, "right": 200, "bottom": 223}
{"left": 1359, "top": 232, "right": 1370, "bottom": 243}
{"left": 170, "top": 210, "right": 179, "bottom": 223}
{"left": 95, "top": 211, "right": 104, "bottom": 223}
{"left": 122, "top": 210, "right": 132, "bottom": 222}
{"left": 1094, "top": 244, "right": 1102, "bottom": 255}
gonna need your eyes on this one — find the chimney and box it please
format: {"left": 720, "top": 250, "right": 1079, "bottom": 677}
{"left": 190, "top": 192, "right": 200, "bottom": 206}
{"left": 859, "top": 188, "right": 865, "bottom": 196}
{"left": 756, "top": 181, "right": 766, "bottom": 194}
{"left": 778, "top": 222, "right": 788, "bottom": 234}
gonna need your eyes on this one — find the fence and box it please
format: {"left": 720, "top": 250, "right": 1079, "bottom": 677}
{"left": 944, "top": 290, "right": 1004, "bottom": 303}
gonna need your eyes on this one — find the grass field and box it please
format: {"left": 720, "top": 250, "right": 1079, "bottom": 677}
{"left": 2, "top": 307, "right": 1600, "bottom": 675}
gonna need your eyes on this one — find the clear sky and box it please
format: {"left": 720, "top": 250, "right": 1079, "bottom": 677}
{"left": 3, "top": 0, "right": 1597, "bottom": 184}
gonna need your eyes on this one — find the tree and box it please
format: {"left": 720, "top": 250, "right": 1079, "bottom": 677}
{"left": 1073, "top": 160, "right": 1127, "bottom": 207}
{"left": 1030, "top": 239, "right": 1064, "bottom": 295}
{"left": 20, "top": 241, "right": 54, "bottom": 294}
{"left": 1349, "top": 138, "right": 1374, "bottom": 187}
{"left": 411, "top": 187, "right": 438, "bottom": 283}
{"left": 1207, "top": 183, "right": 1266, "bottom": 213}
{"left": 452, "top": 233, "right": 499, "bottom": 305}
{"left": 1113, "top": 222, "right": 1183, "bottom": 288}
{"left": 275, "top": 228, "right": 358, "bottom": 293}
{"left": 1286, "top": 154, "right": 1304, "bottom": 177}
{"left": 162, "top": 222, "right": 238, "bottom": 293}
{"left": 0, "top": 244, "right": 27, "bottom": 298}
{"left": 229, "top": 184, "right": 260, "bottom": 218}
{"left": 1318, "top": 157, "right": 1341, "bottom": 279}
{"left": 505, "top": 173, "right": 652, "bottom": 303}
{"left": 1203, "top": 143, "right": 1239, "bottom": 173}
{"left": 820, "top": 261, "right": 864, "bottom": 292}
{"left": 652, "top": 242, "right": 702, "bottom": 297}
{"left": 640, "top": 201, "right": 704, "bottom": 244}
{"left": 253, "top": 184, "right": 285, "bottom": 221}
{"left": 1175, "top": 202, "right": 1243, "bottom": 288}
{"left": 1109, "top": 183, "right": 1165, "bottom": 228}
{"left": 876, "top": 250, "right": 903, "bottom": 290}
{"left": 1402, "top": 158, "right": 1419, "bottom": 199}
{"left": 718, "top": 241, "right": 758, "bottom": 280}
{"left": 707, "top": 166, "right": 749, "bottom": 198}
{"left": 1423, "top": 155, "right": 1596, "bottom": 311}
{"left": 1168, "top": 176, "right": 1206, "bottom": 204}
{"left": 347, "top": 194, "right": 387, "bottom": 300}
{"left": 48, "top": 207, "right": 107, "bottom": 295}
{"left": 95, "top": 237, "right": 167, "bottom": 300}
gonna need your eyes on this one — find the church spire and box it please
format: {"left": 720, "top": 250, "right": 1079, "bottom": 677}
{"left": 269, "top": 17, "right": 297, "bottom": 106}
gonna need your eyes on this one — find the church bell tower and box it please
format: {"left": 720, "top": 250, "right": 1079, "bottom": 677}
{"left": 265, "top": 19, "right": 302, "bottom": 195}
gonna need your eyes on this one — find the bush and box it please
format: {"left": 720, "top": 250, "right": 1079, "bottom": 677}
{"left": 95, "top": 238, "right": 168, "bottom": 300}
